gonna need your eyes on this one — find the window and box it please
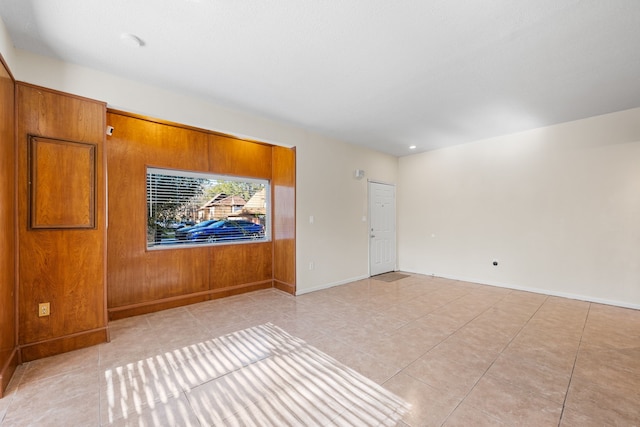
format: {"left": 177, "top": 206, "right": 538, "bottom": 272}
{"left": 146, "top": 168, "right": 269, "bottom": 249}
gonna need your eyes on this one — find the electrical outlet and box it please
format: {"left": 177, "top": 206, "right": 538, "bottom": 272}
{"left": 38, "top": 302, "right": 50, "bottom": 317}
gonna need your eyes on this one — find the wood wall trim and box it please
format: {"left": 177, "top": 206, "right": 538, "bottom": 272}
{"left": 108, "top": 280, "right": 273, "bottom": 320}
{"left": 101, "top": 121, "right": 109, "bottom": 344}
{"left": 0, "top": 52, "right": 17, "bottom": 397}
{"left": 0, "top": 54, "right": 15, "bottom": 82}
{"left": 108, "top": 281, "right": 272, "bottom": 312}
{"left": 0, "top": 348, "right": 18, "bottom": 399}
{"left": 19, "top": 328, "right": 108, "bottom": 363}
{"left": 28, "top": 136, "right": 97, "bottom": 229}
{"left": 273, "top": 280, "right": 295, "bottom": 295}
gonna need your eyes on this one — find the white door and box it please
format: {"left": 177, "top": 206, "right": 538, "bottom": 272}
{"left": 369, "top": 181, "right": 396, "bottom": 276}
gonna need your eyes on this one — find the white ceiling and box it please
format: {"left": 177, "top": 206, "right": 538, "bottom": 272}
{"left": 1, "top": 0, "right": 639, "bottom": 156}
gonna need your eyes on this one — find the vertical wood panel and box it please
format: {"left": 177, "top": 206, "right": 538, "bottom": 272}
{"left": 106, "top": 112, "right": 211, "bottom": 310}
{"left": 0, "top": 56, "right": 17, "bottom": 397}
{"left": 209, "top": 244, "right": 272, "bottom": 289}
{"left": 104, "top": 113, "right": 153, "bottom": 307}
{"left": 272, "top": 146, "right": 296, "bottom": 294}
{"left": 16, "top": 84, "right": 107, "bottom": 358}
{"left": 209, "top": 134, "right": 272, "bottom": 179}
{"left": 145, "top": 247, "right": 211, "bottom": 299}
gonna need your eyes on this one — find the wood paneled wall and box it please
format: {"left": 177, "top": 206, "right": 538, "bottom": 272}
{"left": 106, "top": 111, "right": 295, "bottom": 319}
{"left": 16, "top": 83, "right": 108, "bottom": 362}
{"left": 0, "top": 57, "right": 17, "bottom": 398}
{"left": 0, "top": 79, "right": 295, "bottom": 390}
{"left": 273, "top": 146, "right": 296, "bottom": 293}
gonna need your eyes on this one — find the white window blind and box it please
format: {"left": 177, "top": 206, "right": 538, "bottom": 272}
{"left": 146, "top": 168, "right": 269, "bottom": 249}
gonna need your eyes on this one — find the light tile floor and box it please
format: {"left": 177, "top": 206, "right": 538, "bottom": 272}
{"left": 1, "top": 274, "right": 639, "bottom": 426}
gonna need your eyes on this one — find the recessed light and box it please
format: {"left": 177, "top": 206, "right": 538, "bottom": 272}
{"left": 409, "top": 145, "right": 416, "bottom": 149}
{"left": 120, "top": 33, "right": 144, "bottom": 48}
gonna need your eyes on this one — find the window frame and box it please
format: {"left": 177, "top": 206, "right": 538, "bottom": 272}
{"left": 146, "top": 166, "right": 271, "bottom": 250}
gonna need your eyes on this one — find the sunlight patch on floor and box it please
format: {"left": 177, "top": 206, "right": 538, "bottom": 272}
{"left": 103, "top": 323, "right": 410, "bottom": 426}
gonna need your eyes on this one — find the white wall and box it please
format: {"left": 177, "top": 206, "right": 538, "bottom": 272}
{"left": 0, "top": 26, "right": 398, "bottom": 295}
{"left": 0, "top": 17, "right": 16, "bottom": 71}
{"left": 398, "top": 108, "right": 640, "bottom": 308}
{"left": 12, "top": 50, "right": 306, "bottom": 149}
{"left": 296, "top": 134, "right": 398, "bottom": 293}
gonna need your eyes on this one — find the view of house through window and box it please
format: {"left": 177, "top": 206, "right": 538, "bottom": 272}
{"left": 146, "top": 168, "right": 269, "bottom": 248}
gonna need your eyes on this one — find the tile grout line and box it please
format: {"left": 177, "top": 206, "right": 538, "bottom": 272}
{"left": 439, "top": 293, "right": 552, "bottom": 426}
{"left": 557, "top": 302, "right": 591, "bottom": 427}
{"left": 401, "top": 287, "right": 519, "bottom": 365}
{"left": 375, "top": 289, "right": 519, "bottom": 423}
{"left": 319, "top": 281, "right": 457, "bottom": 353}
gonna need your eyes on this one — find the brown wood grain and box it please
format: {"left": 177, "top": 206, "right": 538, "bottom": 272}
{"left": 0, "top": 55, "right": 17, "bottom": 397}
{"left": 272, "top": 146, "right": 296, "bottom": 293}
{"left": 210, "top": 243, "right": 272, "bottom": 289}
{"left": 209, "top": 134, "right": 272, "bottom": 178}
{"left": 106, "top": 112, "right": 211, "bottom": 308}
{"left": 19, "top": 328, "right": 108, "bottom": 362}
{"left": 3, "top": 77, "right": 296, "bottom": 374}
{"left": 104, "top": 113, "right": 151, "bottom": 306}
{"left": 108, "top": 280, "right": 272, "bottom": 320}
{"left": 16, "top": 83, "right": 107, "bottom": 357}
{"left": 107, "top": 110, "right": 295, "bottom": 316}
{"left": 29, "top": 137, "right": 96, "bottom": 228}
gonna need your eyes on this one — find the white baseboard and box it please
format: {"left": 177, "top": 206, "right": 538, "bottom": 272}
{"left": 401, "top": 269, "right": 640, "bottom": 311}
{"left": 295, "top": 274, "right": 370, "bottom": 296}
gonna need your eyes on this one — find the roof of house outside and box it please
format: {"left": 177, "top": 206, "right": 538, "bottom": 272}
{"left": 241, "top": 188, "right": 266, "bottom": 215}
